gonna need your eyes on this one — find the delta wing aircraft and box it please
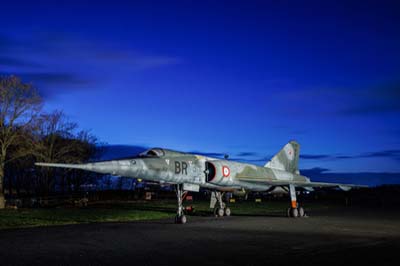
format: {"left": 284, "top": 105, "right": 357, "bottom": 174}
{"left": 36, "top": 141, "right": 364, "bottom": 224}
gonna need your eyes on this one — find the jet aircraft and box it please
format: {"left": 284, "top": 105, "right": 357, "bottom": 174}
{"left": 36, "top": 141, "right": 364, "bottom": 224}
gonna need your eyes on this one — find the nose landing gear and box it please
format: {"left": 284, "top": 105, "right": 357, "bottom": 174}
{"left": 175, "top": 184, "right": 188, "bottom": 224}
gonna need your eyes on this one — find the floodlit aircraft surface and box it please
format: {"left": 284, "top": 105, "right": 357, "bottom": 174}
{"left": 36, "top": 141, "right": 365, "bottom": 224}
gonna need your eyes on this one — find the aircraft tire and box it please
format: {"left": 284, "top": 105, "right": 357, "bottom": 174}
{"left": 217, "top": 208, "right": 225, "bottom": 217}
{"left": 180, "top": 215, "right": 187, "bottom": 224}
{"left": 298, "top": 207, "right": 305, "bottom": 217}
{"left": 290, "top": 207, "right": 299, "bottom": 218}
{"left": 224, "top": 207, "right": 231, "bottom": 216}
{"left": 175, "top": 215, "right": 187, "bottom": 224}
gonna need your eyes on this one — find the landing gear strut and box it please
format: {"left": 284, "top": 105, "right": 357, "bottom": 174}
{"left": 210, "top": 191, "right": 231, "bottom": 217}
{"left": 175, "top": 184, "right": 188, "bottom": 224}
{"left": 287, "top": 184, "right": 306, "bottom": 218}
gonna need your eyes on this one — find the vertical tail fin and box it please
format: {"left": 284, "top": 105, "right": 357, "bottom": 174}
{"left": 264, "top": 141, "right": 300, "bottom": 174}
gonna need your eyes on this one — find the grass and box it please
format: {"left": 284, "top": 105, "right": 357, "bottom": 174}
{"left": 0, "top": 204, "right": 173, "bottom": 230}
{"left": 0, "top": 199, "right": 332, "bottom": 230}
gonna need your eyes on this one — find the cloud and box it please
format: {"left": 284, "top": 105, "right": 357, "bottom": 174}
{"left": 340, "top": 104, "right": 400, "bottom": 115}
{"left": 230, "top": 157, "right": 269, "bottom": 163}
{"left": 0, "top": 71, "right": 94, "bottom": 98}
{"left": 299, "top": 149, "right": 400, "bottom": 162}
{"left": 359, "top": 150, "right": 400, "bottom": 160}
{"left": 300, "top": 167, "right": 330, "bottom": 175}
{"left": 271, "top": 81, "right": 400, "bottom": 117}
{"left": 0, "top": 56, "right": 42, "bottom": 68}
{"left": 227, "top": 149, "right": 400, "bottom": 164}
{"left": 189, "top": 151, "right": 226, "bottom": 158}
{"left": 98, "top": 145, "right": 148, "bottom": 160}
{"left": 236, "top": 152, "right": 259, "bottom": 157}
{"left": 300, "top": 167, "right": 400, "bottom": 186}
{"left": 23, "top": 72, "right": 93, "bottom": 98}
{"left": 93, "top": 50, "right": 181, "bottom": 70}
{"left": 339, "top": 82, "right": 400, "bottom": 115}
{"left": 20, "top": 72, "right": 91, "bottom": 85}
{"left": 334, "top": 155, "right": 354, "bottom": 159}
{"left": 0, "top": 32, "right": 181, "bottom": 97}
{"left": 129, "top": 55, "right": 181, "bottom": 70}
{"left": 300, "top": 154, "right": 358, "bottom": 161}
{"left": 300, "top": 154, "right": 332, "bottom": 160}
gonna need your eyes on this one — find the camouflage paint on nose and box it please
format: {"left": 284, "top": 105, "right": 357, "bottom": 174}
{"left": 103, "top": 159, "right": 146, "bottom": 178}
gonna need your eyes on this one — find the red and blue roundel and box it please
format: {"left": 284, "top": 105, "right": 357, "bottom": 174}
{"left": 222, "top": 166, "right": 230, "bottom": 177}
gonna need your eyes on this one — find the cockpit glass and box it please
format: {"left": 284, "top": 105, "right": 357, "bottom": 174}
{"left": 139, "top": 148, "right": 165, "bottom": 158}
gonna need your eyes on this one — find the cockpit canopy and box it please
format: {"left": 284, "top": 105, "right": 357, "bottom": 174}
{"left": 140, "top": 148, "right": 165, "bottom": 157}
{"left": 139, "top": 148, "right": 186, "bottom": 158}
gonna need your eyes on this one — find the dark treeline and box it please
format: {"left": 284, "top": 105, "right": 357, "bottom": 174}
{"left": 0, "top": 75, "right": 103, "bottom": 209}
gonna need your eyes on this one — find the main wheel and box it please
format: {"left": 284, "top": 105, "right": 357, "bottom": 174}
{"left": 217, "top": 207, "right": 224, "bottom": 217}
{"left": 298, "top": 207, "right": 305, "bottom": 217}
{"left": 224, "top": 207, "right": 231, "bottom": 216}
{"left": 290, "top": 207, "right": 299, "bottom": 218}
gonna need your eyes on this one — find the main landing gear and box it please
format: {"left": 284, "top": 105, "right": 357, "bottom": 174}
{"left": 287, "top": 184, "right": 307, "bottom": 218}
{"left": 175, "top": 184, "right": 188, "bottom": 224}
{"left": 210, "top": 191, "right": 231, "bottom": 217}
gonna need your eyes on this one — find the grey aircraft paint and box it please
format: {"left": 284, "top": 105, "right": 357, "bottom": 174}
{"left": 36, "top": 141, "right": 365, "bottom": 223}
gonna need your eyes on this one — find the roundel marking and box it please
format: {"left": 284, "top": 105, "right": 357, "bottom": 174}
{"left": 222, "top": 166, "right": 230, "bottom": 177}
{"left": 285, "top": 145, "right": 294, "bottom": 160}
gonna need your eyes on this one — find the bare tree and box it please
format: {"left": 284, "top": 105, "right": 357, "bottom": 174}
{"left": 0, "top": 76, "right": 42, "bottom": 208}
{"left": 5, "top": 128, "right": 36, "bottom": 197}
{"left": 32, "top": 111, "right": 79, "bottom": 162}
{"left": 68, "top": 130, "right": 100, "bottom": 193}
{"left": 32, "top": 111, "right": 100, "bottom": 194}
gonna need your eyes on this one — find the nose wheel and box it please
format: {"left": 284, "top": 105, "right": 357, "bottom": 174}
{"left": 175, "top": 214, "right": 187, "bottom": 224}
{"left": 175, "top": 184, "right": 188, "bottom": 224}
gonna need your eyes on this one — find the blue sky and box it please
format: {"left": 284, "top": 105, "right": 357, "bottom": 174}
{"left": 1, "top": 1, "right": 399, "bottom": 183}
